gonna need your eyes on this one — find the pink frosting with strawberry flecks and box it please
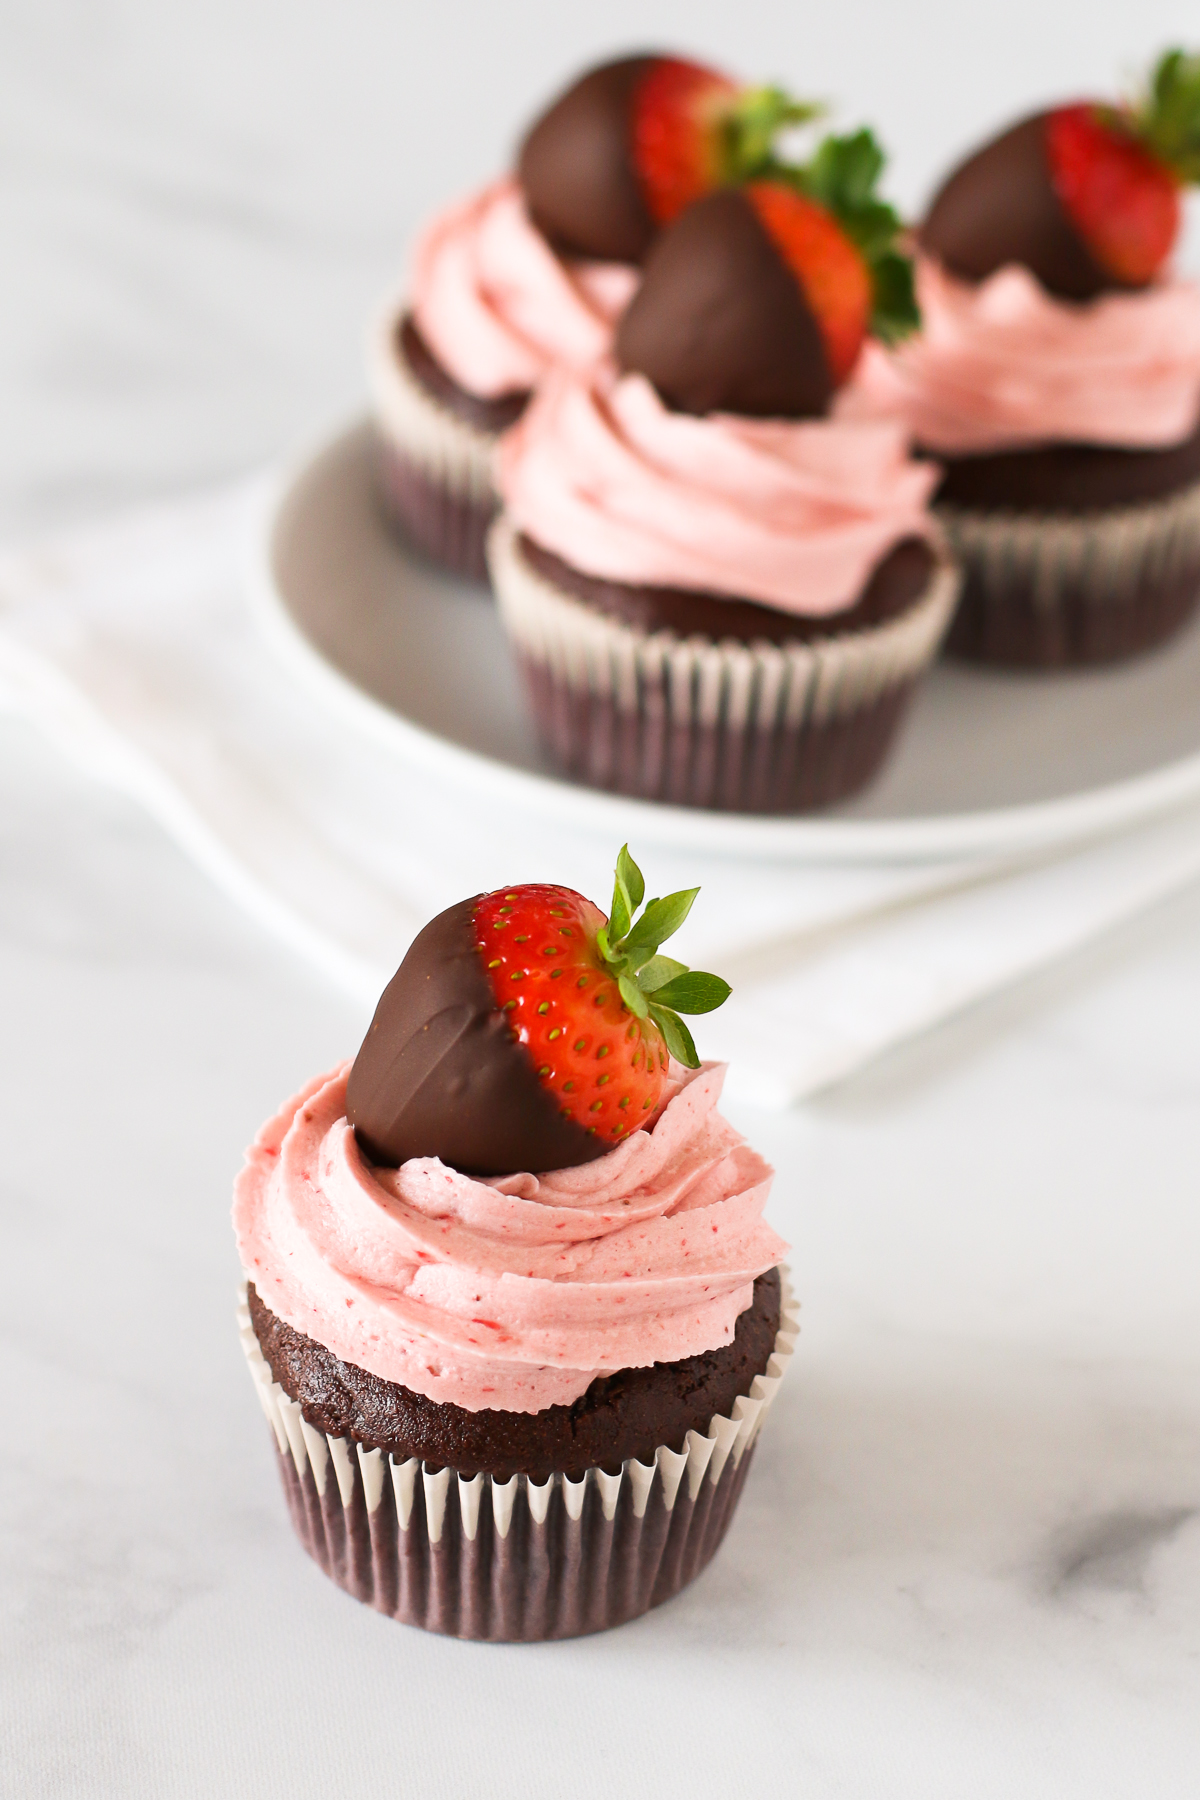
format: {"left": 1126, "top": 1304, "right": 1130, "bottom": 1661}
{"left": 497, "top": 364, "right": 941, "bottom": 614}
{"left": 233, "top": 1061, "right": 786, "bottom": 1414}
{"left": 409, "top": 178, "right": 639, "bottom": 399}
{"left": 838, "top": 255, "right": 1200, "bottom": 454}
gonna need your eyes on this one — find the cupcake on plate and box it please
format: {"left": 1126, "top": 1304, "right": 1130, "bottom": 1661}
{"left": 371, "top": 53, "right": 817, "bottom": 579}
{"left": 234, "top": 848, "right": 794, "bottom": 1641}
{"left": 489, "top": 133, "right": 959, "bottom": 813}
{"left": 842, "top": 47, "right": 1200, "bottom": 666}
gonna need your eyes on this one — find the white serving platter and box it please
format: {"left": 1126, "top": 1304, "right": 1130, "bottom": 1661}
{"left": 249, "top": 421, "right": 1200, "bottom": 865}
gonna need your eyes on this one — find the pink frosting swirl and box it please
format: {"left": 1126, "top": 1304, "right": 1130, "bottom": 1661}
{"left": 839, "top": 255, "right": 1200, "bottom": 454}
{"left": 409, "top": 178, "right": 639, "bottom": 399}
{"left": 497, "top": 365, "right": 940, "bottom": 614}
{"left": 233, "top": 1061, "right": 786, "bottom": 1414}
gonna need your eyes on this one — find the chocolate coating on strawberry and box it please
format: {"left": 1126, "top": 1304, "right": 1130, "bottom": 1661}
{"left": 346, "top": 849, "right": 731, "bottom": 1179}
{"left": 519, "top": 55, "right": 658, "bottom": 262}
{"left": 346, "top": 897, "right": 605, "bottom": 1175}
{"left": 617, "top": 187, "right": 834, "bottom": 417}
{"left": 923, "top": 51, "right": 1200, "bottom": 299}
{"left": 518, "top": 53, "right": 820, "bottom": 265}
{"left": 921, "top": 113, "right": 1112, "bottom": 300}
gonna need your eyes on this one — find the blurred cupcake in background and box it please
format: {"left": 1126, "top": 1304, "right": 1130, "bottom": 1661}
{"left": 489, "top": 130, "right": 959, "bottom": 813}
{"left": 842, "top": 47, "right": 1200, "bottom": 666}
{"left": 370, "top": 52, "right": 817, "bottom": 579}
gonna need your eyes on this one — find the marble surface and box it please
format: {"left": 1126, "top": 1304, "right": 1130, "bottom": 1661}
{"left": 4, "top": 4, "right": 1200, "bottom": 1795}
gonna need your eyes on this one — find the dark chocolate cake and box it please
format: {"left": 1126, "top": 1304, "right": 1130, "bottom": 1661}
{"left": 248, "top": 1268, "right": 781, "bottom": 1483}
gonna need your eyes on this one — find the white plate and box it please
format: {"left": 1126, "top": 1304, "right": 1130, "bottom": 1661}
{"left": 250, "top": 421, "right": 1200, "bottom": 865}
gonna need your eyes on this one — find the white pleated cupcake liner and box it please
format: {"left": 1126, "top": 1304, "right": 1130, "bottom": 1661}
{"left": 238, "top": 1270, "right": 799, "bottom": 1640}
{"left": 489, "top": 517, "right": 959, "bottom": 733}
{"left": 366, "top": 296, "right": 500, "bottom": 508}
{"left": 487, "top": 516, "right": 959, "bottom": 810}
{"left": 939, "top": 476, "right": 1200, "bottom": 660}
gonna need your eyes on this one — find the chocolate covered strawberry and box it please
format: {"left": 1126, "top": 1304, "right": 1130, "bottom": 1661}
{"left": 346, "top": 847, "right": 730, "bottom": 1176}
{"left": 923, "top": 47, "right": 1200, "bottom": 300}
{"left": 616, "top": 128, "right": 918, "bottom": 416}
{"left": 518, "top": 52, "right": 820, "bottom": 263}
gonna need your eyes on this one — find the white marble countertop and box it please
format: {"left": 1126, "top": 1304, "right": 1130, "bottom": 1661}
{"left": 4, "top": 5, "right": 1200, "bottom": 1795}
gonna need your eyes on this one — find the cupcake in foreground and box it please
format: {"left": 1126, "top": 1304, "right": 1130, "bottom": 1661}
{"left": 234, "top": 848, "right": 794, "bottom": 1641}
{"left": 489, "top": 132, "right": 959, "bottom": 813}
{"left": 842, "top": 48, "right": 1200, "bottom": 666}
{"left": 371, "top": 53, "right": 816, "bottom": 579}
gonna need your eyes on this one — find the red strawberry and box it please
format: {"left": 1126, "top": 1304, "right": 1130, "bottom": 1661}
{"left": 616, "top": 132, "right": 916, "bottom": 419}
{"left": 1047, "top": 104, "right": 1180, "bottom": 286}
{"left": 518, "top": 53, "right": 820, "bottom": 264}
{"left": 631, "top": 58, "right": 742, "bottom": 226}
{"left": 346, "top": 847, "right": 732, "bottom": 1175}
{"left": 745, "top": 180, "right": 873, "bottom": 385}
{"left": 473, "top": 848, "right": 730, "bottom": 1146}
{"left": 923, "top": 49, "right": 1200, "bottom": 299}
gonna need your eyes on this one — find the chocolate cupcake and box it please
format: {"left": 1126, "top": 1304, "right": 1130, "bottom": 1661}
{"left": 842, "top": 49, "right": 1200, "bottom": 666}
{"left": 369, "top": 181, "right": 637, "bottom": 580}
{"left": 372, "top": 55, "right": 816, "bottom": 579}
{"left": 233, "top": 851, "right": 795, "bottom": 1641}
{"left": 489, "top": 141, "right": 958, "bottom": 813}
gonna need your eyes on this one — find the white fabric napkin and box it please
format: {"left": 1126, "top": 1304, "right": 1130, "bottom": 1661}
{"left": 2, "top": 480, "right": 1199, "bottom": 1107}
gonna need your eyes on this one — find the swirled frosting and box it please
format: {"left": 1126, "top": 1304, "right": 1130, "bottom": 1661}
{"left": 497, "top": 364, "right": 940, "bottom": 614}
{"left": 839, "top": 256, "right": 1200, "bottom": 454}
{"left": 409, "top": 178, "right": 639, "bottom": 399}
{"left": 233, "top": 1061, "right": 786, "bottom": 1414}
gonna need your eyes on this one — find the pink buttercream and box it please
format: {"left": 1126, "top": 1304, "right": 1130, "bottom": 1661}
{"left": 839, "top": 255, "right": 1200, "bottom": 454}
{"left": 233, "top": 1061, "right": 786, "bottom": 1414}
{"left": 497, "top": 365, "right": 940, "bottom": 614}
{"left": 409, "top": 178, "right": 639, "bottom": 399}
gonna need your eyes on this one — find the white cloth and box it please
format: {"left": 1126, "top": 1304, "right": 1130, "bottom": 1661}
{"left": 2, "top": 480, "right": 1199, "bottom": 1107}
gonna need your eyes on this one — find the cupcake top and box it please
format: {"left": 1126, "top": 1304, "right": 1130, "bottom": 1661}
{"left": 233, "top": 1060, "right": 783, "bottom": 1413}
{"left": 498, "top": 364, "right": 938, "bottom": 613}
{"left": 840, "top": 256, "right": 1200, "bottom": 454}
{"left": 232, "top": 849, "right": 786, "bottom": 1414}
{"left": 858, "top": 48, "right": 1200, "bottom": 455}
{"left": 406, "top": 178, "right": 638, "bottom": 399}
{"left": 497, "top": 124, "right": 938, "bottom": 616}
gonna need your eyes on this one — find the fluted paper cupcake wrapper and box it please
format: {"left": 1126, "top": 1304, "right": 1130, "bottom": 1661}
{"left": 940, "top": 477, "right": 1200, "bottom": 666}
{"left": 238, "top": 1270, "right": 799, "bottom": 1641}
{"left": 488, "top": 517, "right": 960, "bottom": 812}
{"left": 366, "top": 299, "right": 501, "bottom": 578}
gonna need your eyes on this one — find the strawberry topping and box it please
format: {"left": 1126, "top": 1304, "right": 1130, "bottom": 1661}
{"left": 746, "top": 180, "right": 873, "bottom": 384}
{"left": 473, "top": 848, "right": 730, "bottom": 1146}
{"left": 632, "top": 58, "right": 741, "bottom": 225}
{"left": 1047, "top": 104, "right": 1180, "bottom": 286}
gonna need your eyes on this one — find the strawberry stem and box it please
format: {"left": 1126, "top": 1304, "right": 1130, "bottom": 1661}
{"left": 599, "top": 846, "right": 731, "bottom": 1070}
{"left": 1132, "top": 48, "right": 1200, "bottom": 183}
{"left": 785, "top": 127, "right": 919, "bottom": 343}
{"left": 724, "top": 86, "right": 826, "bottom": 181}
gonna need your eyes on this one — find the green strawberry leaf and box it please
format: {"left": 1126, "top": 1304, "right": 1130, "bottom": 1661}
{"left": 648, "top": 971, "right": 732, "bottom": 1014}
{"left": 617, "top": 972, "right": 649, "bottom": 1019}
{"left": 607, "top": 881, "right": 631, "bottom": 944}
{"left": 647, "top": 1003, "right": 700, "bottom": 1069}
{"left": 726, "top": 86, "right": 825, "bottom": 181}
{"left": 835, "top": 198, "right": 904, "bottom": 261}
{"left": 616, "top": 843, "right": 645, "bottom": 912}
{"left": 597, "top": 850, "right": 727, "bottom": 1067}
{"left": 636, "top": 954, "right": 688, "bottom": 994}
{"left": 619, "top": 887, "right": 700, "bottom": 964}
{"left": 783, "top": 126, "right": 920, "bottom": 347}
{"left": 593, "top": 850, "right": 730, "bottom": 1061}
{"left": 805, "top": 127, "right": 884, "bottom": 213}
{"left": 871, "top": 251, "right": 920, "bottom": 343}
{"left": 1137, "top": 47, "right": 1200, "bottom": 183}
